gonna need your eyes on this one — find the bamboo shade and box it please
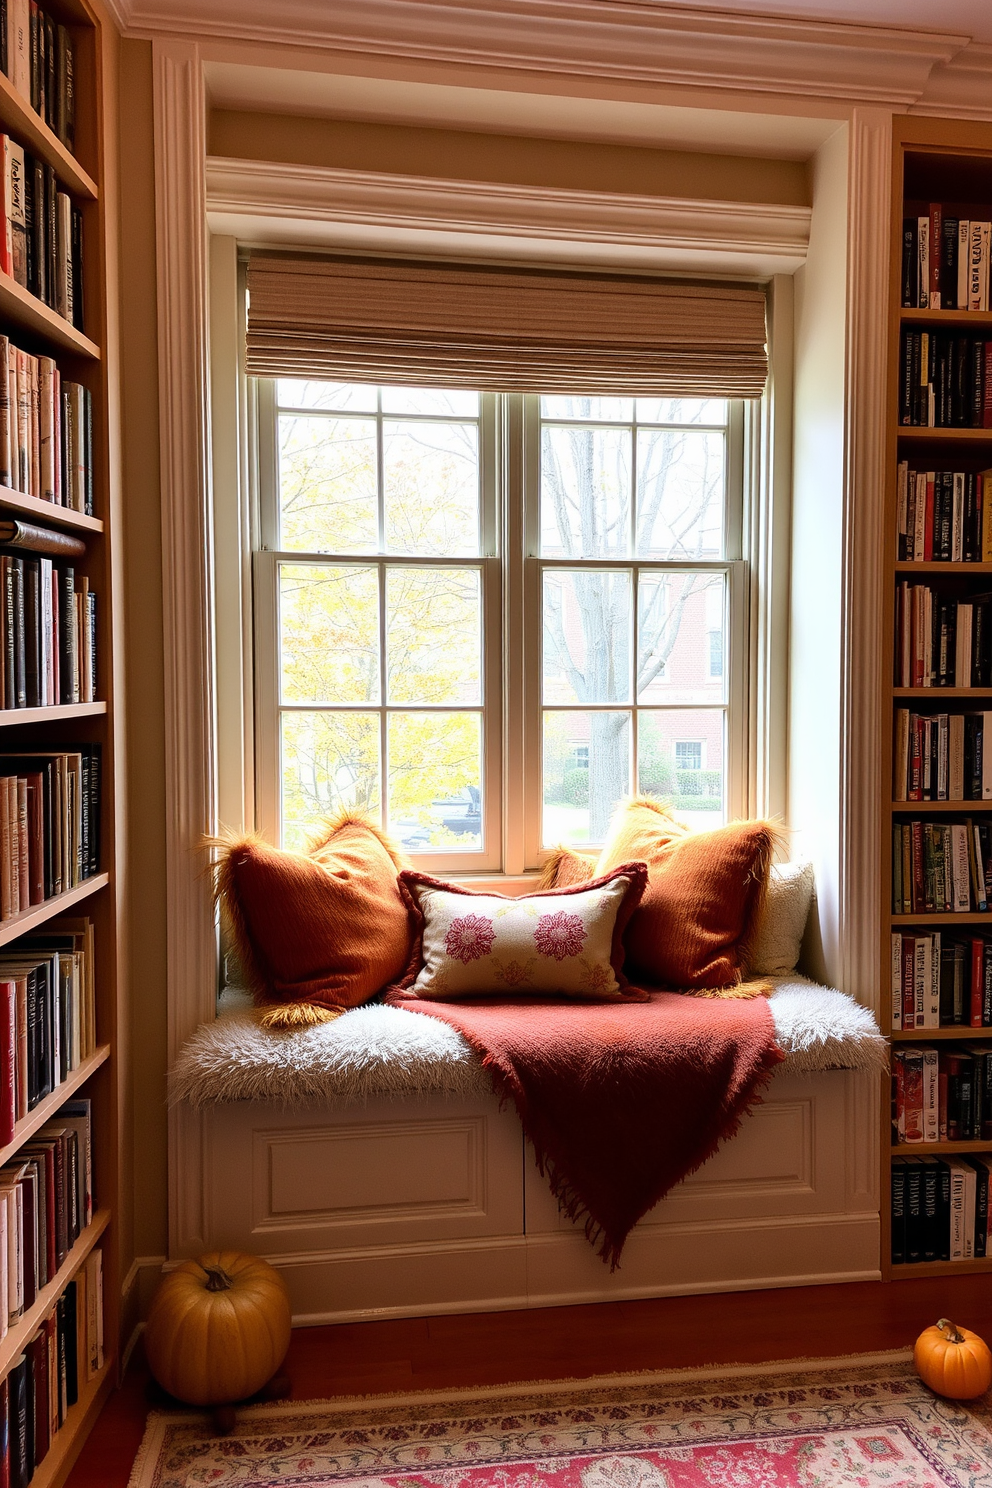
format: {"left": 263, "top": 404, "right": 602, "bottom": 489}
{"left": 246, "top": 255, "right": 768, "bottom": 397}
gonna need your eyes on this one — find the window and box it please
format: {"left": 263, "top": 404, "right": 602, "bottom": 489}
{"left": 252, "top": 381, "right": 746, "bottom": 868}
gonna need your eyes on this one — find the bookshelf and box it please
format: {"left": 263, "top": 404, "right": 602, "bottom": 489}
{"left": 884, "top": 118, "right": 992, "bottom": 1280}
{"left": 0, "top": 0, "right": 120, "bottom": 1483}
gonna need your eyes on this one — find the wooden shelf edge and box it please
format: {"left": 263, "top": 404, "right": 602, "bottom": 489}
{"left": 0, "top": 488, "right": 102, "bottom": 534}
{"left": 0, "top": 1046, "right": 109, "bottom": 1170}
{"left": 0, "top": 71, "right": 97, "bottom": 202}
{"left": 893, "top": 1141, "right": 992, "bottom": 1154}
{"left": 27, "top": 1356, "right": 114, "bottom": 1488}
{"left": 0, "top": 874, "right": 109, "bottom": 947}
{"left": 892, "top": 1028, "right": 992, "bottom": 1041}
{"left": 0, "top": 275, "right": 99, "bottom": 360}
{"left": 896, "top": 428, "right": 992, "bottom": 441}
{"left": 890, "top": 801, "right": 992, "bottom": 811}
{"left": 895, "top": 563, "right": 992, "bottom": 573}
{"left": 0, "top": 1210, "right": 110, "bottom": 1385}
{"left": 892, "top": 1257, "right": 992, "bottom": 1276}
{"left": 892, "top": 912, "right": 992, "bottom": 924}
{"left": 893, "top": 689, "right": 992, "bottom": 698}
{"left": 0, "top": 703, "right": 106, "bottom": 727}
{"left": 900, "top": 308, "right": 992, "bottom": 328}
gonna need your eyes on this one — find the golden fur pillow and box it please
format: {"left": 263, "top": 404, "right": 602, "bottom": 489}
{"left": 215, "top": 814, "right": 411, "bottom": 1028}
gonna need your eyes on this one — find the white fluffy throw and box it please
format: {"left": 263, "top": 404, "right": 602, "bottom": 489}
{"left": 169, "top": 976, "right": 886, "bottom": 1110}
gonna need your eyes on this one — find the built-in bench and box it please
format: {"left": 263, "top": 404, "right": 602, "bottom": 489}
{"left": 171, "top": 978, "right": 886, "bottom": 1324}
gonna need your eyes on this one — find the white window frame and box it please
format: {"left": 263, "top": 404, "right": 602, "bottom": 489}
{"left": 248, "top": 376, "right": 750, "bottom": 875}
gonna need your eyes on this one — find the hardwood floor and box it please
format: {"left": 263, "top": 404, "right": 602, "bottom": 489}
{"left": 65, "top": 1273, "right": 992, "bottom": 1486}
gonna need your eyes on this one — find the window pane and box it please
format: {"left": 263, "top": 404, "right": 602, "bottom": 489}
{"left": 543, "top": 710, "right": 630, "bottom": 846}
{"left": 540, "top": 396, "right": 633, "bottom": 422}
{"left": 281, "top": 710, "right": 380, "bottom": 850}
{"left": 279, "top": 415, "right": 378, "bottom": 553}
{"left": 541, "top": 424, "right": 631, "bottom": 558}
{"left": 543, "top": 569, "right": 631, "bottom": 705}
{"left": 381, "top": 387, "right": 479, "bottom": 417}
{"left": 384, "top": 421, "right": 480, "bottom": 556}
{"left": 386, "top": 566, "right": 482, "bottom": 705}
{"left": 638, "top": 709, "right": 726, "bottom": 828}
{"left": 637, "top": 571, "right": 726, "bottom": 705}
{"left": 279, "top": 565, "right": 379, "bottom": 705}
{"left": 388, "top": 711, "right": 482, "bottom": 852}
{"left": 277, "top": 379, "right": 378, "bottom": 413}
{"left": 635, "top": 428, "right": 726, "bottom": 560}
{"left": 636, "top": 397, "right": 728, "bottom": 425}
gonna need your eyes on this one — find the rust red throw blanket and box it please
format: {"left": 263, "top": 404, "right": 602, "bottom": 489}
{"left": 386, "top": 990, "right": 783, "bottom": 1268}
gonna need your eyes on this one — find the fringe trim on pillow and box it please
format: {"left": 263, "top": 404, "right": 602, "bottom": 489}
{"left": 256, "top": 1002, "right": 345, "bottom": 1029}
{"left": 734, "top": 819, "right": 789, "bottom": 975}
{"left": 682, "top": 977, "right": 773, "bottom": 1000}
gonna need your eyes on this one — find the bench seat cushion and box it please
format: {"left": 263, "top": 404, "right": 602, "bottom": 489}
{"left": 169, "top": 975, "right": 885, "bottom": 1109}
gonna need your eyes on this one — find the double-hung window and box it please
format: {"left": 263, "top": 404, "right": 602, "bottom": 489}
{"left": 252, "top": 378, "right": 747, "bottom": 872}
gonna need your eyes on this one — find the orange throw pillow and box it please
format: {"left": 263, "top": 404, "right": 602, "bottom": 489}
{"left": 215, "top": 815, "right": 412, "bottom": 1028}
{"left": 537, "top": 846, "right": 597, "bottom": 891}
{"left": 595, "top": 799, "right": 775, "bottom": 989}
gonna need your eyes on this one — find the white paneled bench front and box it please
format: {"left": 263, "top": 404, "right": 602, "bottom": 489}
{"left": 170, "top": 980, "right": 886, "bottom": 1324}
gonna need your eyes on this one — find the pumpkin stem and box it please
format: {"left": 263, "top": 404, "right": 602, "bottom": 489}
{"left": 203, "top": 1265, "right": 235, "bottom": 1293}
{"left": 937, "top": 1318, "right": 966, "bottom": 1344}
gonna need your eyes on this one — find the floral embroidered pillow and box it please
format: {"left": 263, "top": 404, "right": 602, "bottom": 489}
{"left": 393, "top": 863, "right": 649, "bottom": 1002}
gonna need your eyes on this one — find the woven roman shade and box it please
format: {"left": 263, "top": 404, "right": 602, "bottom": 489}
{"left": 245, "top": 255, "right": 768, "bottom": 398}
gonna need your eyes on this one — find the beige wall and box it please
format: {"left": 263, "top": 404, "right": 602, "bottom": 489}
{"left": 118, "top": 36, "right": 169, "bottom": 1267}
{"left": 208, "top": 108, "right": 811, "bottom": 206}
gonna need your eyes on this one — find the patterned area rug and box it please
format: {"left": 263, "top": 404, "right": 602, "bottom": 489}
{"left": 127, "top": 1353, "right": 992, "bottom": 1488}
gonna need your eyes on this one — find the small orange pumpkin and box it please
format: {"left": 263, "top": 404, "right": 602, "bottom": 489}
{"left": 914, "top": 1318, "right": 992, "bottom": 1400}
{"left": 145, "top": 1250, "right": 292, "bottom": 1406}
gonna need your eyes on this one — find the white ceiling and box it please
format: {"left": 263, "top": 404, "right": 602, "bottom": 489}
{"left": 651, "top": 0, "right": 992, "bottom": 43}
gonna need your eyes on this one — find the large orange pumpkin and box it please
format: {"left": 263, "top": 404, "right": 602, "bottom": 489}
{"left": 145, "top": 1251, "right": 292, "bottom": 1406}
{"left": 914, "top": 1318, "right": 992, "bottom": 1400}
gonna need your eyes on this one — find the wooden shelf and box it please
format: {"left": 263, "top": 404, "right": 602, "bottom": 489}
{"left": 896, "top": 428, "right": 992, "bottom": 443}
{"left": 890, "top": 801, "right": 992, "bottom": 811}
{"left": 0, "top": 1046, "right": 109, "bottom": 1171}
{"left": 892, "top": 912, "right": 992, "bottom": 924}
{"left": 893, "top": 1028, "right": 992, "bottom": 1041}
{"left": 0, "top": 487, "right": 102, "bottom": 534}
{"left": 900, "top": 308, "right": 992, "bottom": 329}
{"left": 0, "top": 703, "right": 105, "bottom": 727}
{"left": 892, "top": 1257, "right": 992, "bottom": 1276}
{"left": 0, "top": 874, "right": 108, "bottom": 948}
{"left": 894, "top": 1140, "right": 992, "bottom": 1154}
{"left": 0, "top": 70, "right": 97, "bottom": 202}
{"left": 895, "top": 562, "right": 992, "bottom": 574}
{"left": 0, "top": 1210, "right": 109, "bottom": 1385}
{"left": 0, "top": 275, "right": 99, "bottom": 360}
{"left": 894, "top": 688, "right": 992, "bottom": 698}
{"left": 27, "top": 1355, "right": 114, "bottom": 1488}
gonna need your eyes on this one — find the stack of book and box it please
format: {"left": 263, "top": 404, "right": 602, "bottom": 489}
{"left": 0, "top": 522, "right": 96, "bottom": 710}
{"left": 0, "top": 337, "right": 93, "bottom": 512}
{"left": 893, "top": 930, "right": 992, "bottom": 1030}
{"left": 1, "top": 3, "right": 75, "bottom": 151}
{"left": 903, "top": 207, "right": 992, "bottom": 311}
{"left": 894, "top": 709, "right": 992, "bottom": 801}
{"left": 0, "top": 919, "right": 96, "bottom": 1141}
{"left": 0, "top": 1253, "right": 102, "bottom": 1485}
{"left": 895, "top": 583, "right": 992, "bottom": 688}
{"left": 899, "top": 330, "right": 992, "bottom": 428}
{"left": 892, "top": 817, "right": 992, "bottom": 914}
{"left": 0, "top": 747, "right": 100, "bottom": 920}
{"left": 0, "top": 131, "right": 82, "bottom": 330}
{"left": 892, "top": 1155, "right": 992, "bottom": 1264}
{"left": 0, "top": 1100, "right": 91, "bottom": 1318}
{"left": 893, "top": 1044, "right": 992, "bottom": 1141}
{"left": 897, "top": 462, "right": 992, "bottom": 562}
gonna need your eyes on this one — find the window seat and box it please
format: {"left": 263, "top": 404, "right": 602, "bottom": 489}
{"left": 170, "top": 976, "right": 885, "bottom": 1109}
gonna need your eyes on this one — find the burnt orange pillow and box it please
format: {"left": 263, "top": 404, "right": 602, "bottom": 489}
{"left": 215, "top": 814, "right": 412, "bottom": 1028}
{"left": 595, "top": 798, "right": 775, "bottom": 989}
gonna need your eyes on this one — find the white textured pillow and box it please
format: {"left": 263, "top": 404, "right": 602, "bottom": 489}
{"left": 400, "top": 868, "right": 646, "bottom": 1001}
{"left": 747, "top": 861, "right": 814, "bottom": 976}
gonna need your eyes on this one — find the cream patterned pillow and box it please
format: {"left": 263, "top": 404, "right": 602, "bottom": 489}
{"left": 746, "top": 860, "right": 814, "bottom": 976}
{"left": 395, "top": 863, "right": 648, "bottom": 1001}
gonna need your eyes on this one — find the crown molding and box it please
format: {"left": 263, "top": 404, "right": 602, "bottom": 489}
{"left": 109, "top": 0, "right": 971, "bottom": 108}
{"left": 205, "top": 156, "right": 812, "bottom": 276}
{"left": 912, "top": 41, "right": 992, "bottom": 120}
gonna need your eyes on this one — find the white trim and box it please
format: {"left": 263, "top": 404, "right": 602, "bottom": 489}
{"left": 106, "top": 0, "right": 969, "bottom": 109}
{"left": 205, "top": 158, "right": 812, "bottom": 278}
{"left": 153, "top": 38, "right": 215, "bottom": 1256}
{"left": 838, "top": 108, "right": 890, "bottom": 1010}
